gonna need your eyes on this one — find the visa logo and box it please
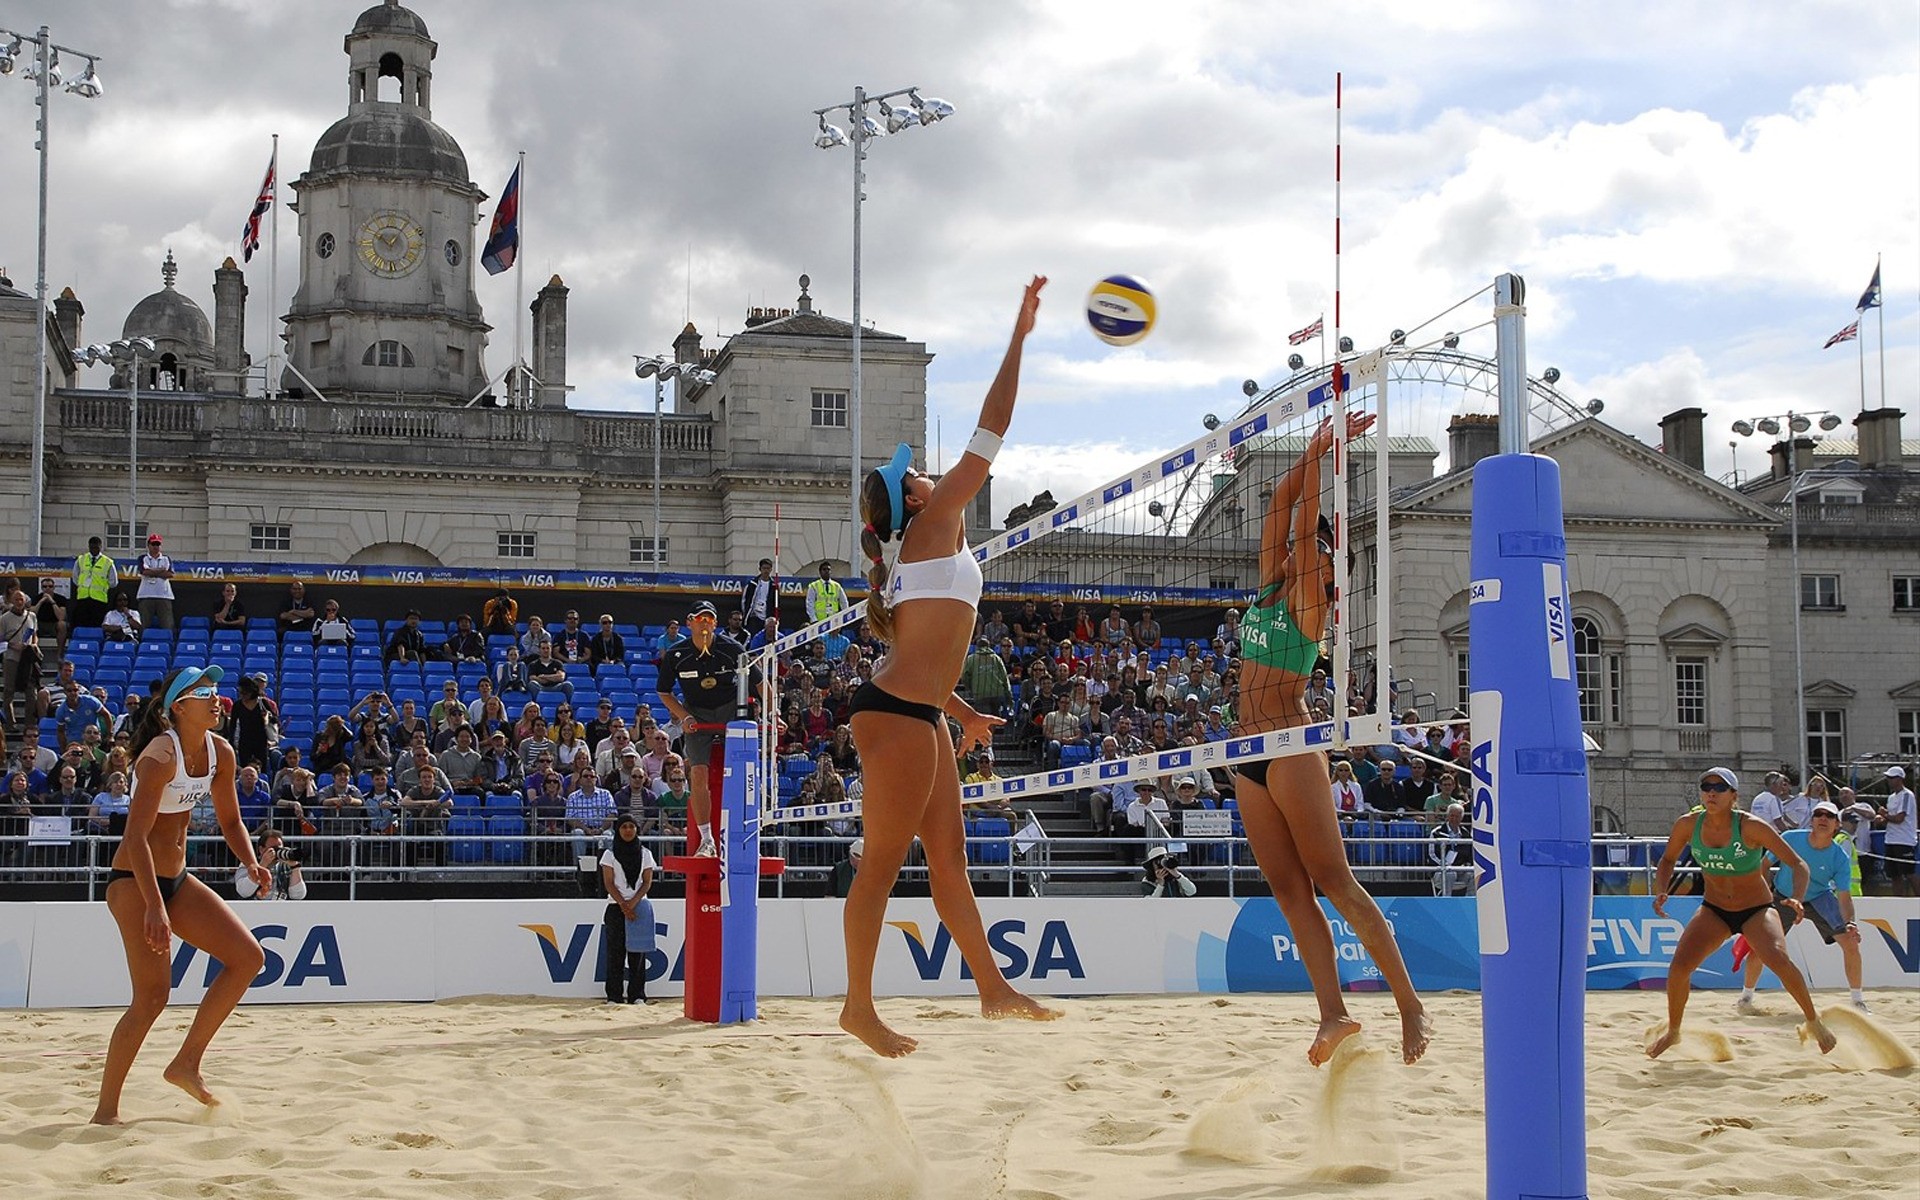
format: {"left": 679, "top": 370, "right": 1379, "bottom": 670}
{"left": 1050, "top": 506, "right": 1079, "bottom": 527}
{"left": 1103, "top": 480, "right": 1134, "bottom": 503}
{"left": 187, "top": 566, "right": 226, "bottom": 579}
{"left": 391, "top": 570, "right": 425, "bottom": 584}
{"left": 325, "top": 568, "right": 361, "bottom": 583}
{"left": 1862, "top": 918, "right": 1920, "bottom": 973}
{"left": 889, "top": 919, "right": 1085, "bottom": 981}
{"left": 172, "top": 924, "right": 344, "bottom": 989}
{"left": 521, "top": 923, "right": 685, "bottom": 984}
{"left": 584, "top": 575, "right": 618, "bottom": 588}
{"left": 1161, "top": 449, "right": 1196, "bottom": 474}
{"left": 1007, "top": 529, "right": 1031, "bottom": 548}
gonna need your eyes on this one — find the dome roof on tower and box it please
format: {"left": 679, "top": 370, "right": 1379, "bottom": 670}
{"left": 123, "top": 251, "right": 212, "bottom": 351}
{"left": 310, "top": 107, "right": 468, "bottom": 181}
{"left": 351, "top": 1, "right": 430, "bottom": 40}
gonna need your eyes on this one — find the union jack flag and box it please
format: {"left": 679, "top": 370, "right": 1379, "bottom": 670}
{"left": 240, "top": 152, "right": 275, "bottom": 263}
{"left": 1288, "top": 317, "right": 1323, "bottom": 346}
{"left": 1823, "top": 321, "right": 1858, "bottom": 350}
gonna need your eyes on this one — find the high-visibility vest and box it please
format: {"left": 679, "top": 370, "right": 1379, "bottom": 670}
{"left": 807, "top": 578, "right": 848, "bottom": 622}
{"left": 73, "top": 553, "right": 117, "bottom": 603}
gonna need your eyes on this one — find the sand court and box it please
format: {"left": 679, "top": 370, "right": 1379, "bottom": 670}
{"left": 2, "top": 991, "right": 1915, "bottom": 1200}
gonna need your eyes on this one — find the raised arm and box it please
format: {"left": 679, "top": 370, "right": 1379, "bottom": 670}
{"left": 927, "top": 277, "right": 1046, "bottom": 523}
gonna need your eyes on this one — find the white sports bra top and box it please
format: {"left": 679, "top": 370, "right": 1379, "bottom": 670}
{"left": 140, "top": 729, "right": 218, "bottom": 815}
{"left": 887, "top": 539, "right": 984, "bottom": 609}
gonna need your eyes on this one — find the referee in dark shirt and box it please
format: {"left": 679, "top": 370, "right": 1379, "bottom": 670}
{"left": 656, "top": 601, "right": 750, "bottom": 857}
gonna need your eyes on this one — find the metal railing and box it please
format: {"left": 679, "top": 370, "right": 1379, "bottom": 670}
{"left": 2, "top": 831, "right": 1732, "bottom": 902}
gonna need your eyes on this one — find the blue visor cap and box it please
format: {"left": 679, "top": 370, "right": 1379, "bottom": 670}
{"left": 875, "top": 442, "right": 915, "bottom": 533}
{"left": 163, "top": 664, "right": 226, "bottom": 711}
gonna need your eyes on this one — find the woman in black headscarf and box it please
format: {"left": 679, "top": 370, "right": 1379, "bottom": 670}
{"left": 598, "top": 814, "right": 656, "bottom": 1005}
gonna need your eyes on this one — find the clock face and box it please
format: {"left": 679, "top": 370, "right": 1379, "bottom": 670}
{"left": 316, "top": 232, "right": 335, "bottom": 259}
{"left": 356, "top": 211, "right": 426, "bottom": 278}
{"left": 444, "top": 239, "right": 461, "bottom": 267}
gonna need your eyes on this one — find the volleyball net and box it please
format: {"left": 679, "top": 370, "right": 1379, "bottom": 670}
{"left": 750, "top": 344, "right": 1415, "bottom": 824}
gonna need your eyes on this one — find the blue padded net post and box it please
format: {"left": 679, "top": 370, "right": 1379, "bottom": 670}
{"left": 717, "top": 720, "right": 762, "bottom": 1024}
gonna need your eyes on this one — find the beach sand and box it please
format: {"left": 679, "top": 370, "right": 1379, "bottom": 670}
{"left": 3, "top": 991, "right": 1915, "bottom": 1200}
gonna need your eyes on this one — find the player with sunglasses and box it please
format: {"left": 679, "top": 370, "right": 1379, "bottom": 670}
{"left": 1648, "top": 767, "right": 1836, "bottom": 1058}
{"left": 92, "top": 665, "right": 270, "bottom": 1124}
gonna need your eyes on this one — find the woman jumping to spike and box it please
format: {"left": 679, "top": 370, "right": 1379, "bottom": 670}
{"left": 93, "top": 665, "right": 270, "bottom": 1124}
{"left": 1234, "top": 410, "right": 1431, "bottom": 1066}
{"left": 840, "top": 276, "right": 1061, "bottom": 1057}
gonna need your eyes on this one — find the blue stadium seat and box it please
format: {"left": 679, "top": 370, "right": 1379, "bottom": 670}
{"left": 1388, "top": 819, "right": 1423, "bottom": 866}
{"left": 448, "top": 816, "right": 488, "bottom": 863}
{"left": 142, "top": 628, "right": 175, "bottom": 646}
{"left": 1057, "top": 744, "right": 1095, "bottom": 768}
{"left": 483, "top": 793, "right": 524, "bottom": 813}
{"left": 211, "top": 629, "right": 243, "bottom": 646}
{"left": 975, "top": 816, "right": 1012, "bottom": 864}
{"left": 487, "top": 814, "right": 527, "bottom": 863}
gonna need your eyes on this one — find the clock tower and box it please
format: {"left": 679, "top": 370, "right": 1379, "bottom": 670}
{"left": 281, "top": 0, "right": 490, "bottom": 403}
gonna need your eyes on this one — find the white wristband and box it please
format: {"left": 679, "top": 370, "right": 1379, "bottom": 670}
{"left": 965, "top": 426, "right": 1003, "bottom": 464}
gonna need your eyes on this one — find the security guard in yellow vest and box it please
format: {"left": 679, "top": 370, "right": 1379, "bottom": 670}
{"left": 71, "top": 536, "right": 118, "bottom": 629}
{"left": 805, "top": 560, "right": 849, "bottom": 627}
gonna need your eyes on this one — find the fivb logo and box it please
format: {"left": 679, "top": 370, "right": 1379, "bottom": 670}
{"left": 1469, "top": 690, "right": 1508, "bottom": 955}
{"left": 1861, "top": 918, "right": 1920, "bottom": 973}
{"left": 886, "top": 919, "right": 1085, "bottom": 981}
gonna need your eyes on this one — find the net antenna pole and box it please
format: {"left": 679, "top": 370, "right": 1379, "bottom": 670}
{"left": 1372, "top": 364, "right": 1390, "bottom": 721}
{"left": 1328, "top": 69, "right": 1348, "bottom": 750}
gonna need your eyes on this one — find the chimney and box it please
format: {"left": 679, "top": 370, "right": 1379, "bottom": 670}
{"left": 1854, "top": 407, "right": 1906, "bottom": 470}
{"left": 1769, "top": 437, "right": 1817, "bottom": 480}
{"left": 529, "top": 274, "right": 568, "bottom": 408}
{"left": 54, "top": 286, "right": 84, "bottom": 351}
{"left": 673, "top": 321, "right": 703, "bottom": 366}
{"left": 1447, "top": 413, "right": 1500, "bottom": 473}
{"left": 1658, "top": 407, "right": 1705, "bottom": 473}
{"left": 211, "top": 257, "right": 247, "bottom": 395}
{"left": 796, "top": 273, "right": 814, "bottom": 314}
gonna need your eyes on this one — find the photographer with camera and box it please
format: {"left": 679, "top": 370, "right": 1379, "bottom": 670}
{"left": 1142, "top": 845, "right": 1196, "bottom": 898}
{"left": 234, "top": 828, "right": 308, "bottom": 900}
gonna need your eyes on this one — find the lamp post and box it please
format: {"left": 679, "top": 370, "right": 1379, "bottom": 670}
{"left": 808, "top": 85, "right": 952, "bottom": 554}
{"left": 78, "top": 339, "right": 157, "bottom": 548}
{"left": 2, "top": 24, "right": 104, "bottom": 556}
{"left": 1732, "top": 408, "right": 1845, "bottom": 785}
{"left": 634, "top": 356, "right": 716, "bottom": 570}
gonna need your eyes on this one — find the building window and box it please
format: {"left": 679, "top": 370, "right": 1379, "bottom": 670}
{"left": 1805, "top": 709, "right": 1845, "bottom": 770}
{"left": 105, "top": 521, "right": 150, "bottom": 554}
{"left": 1799, "top": 573, "right": 1840, "bottom": 610}
{"left": 1573, "top": 617, "right": 1605, "bottom": 725}
{"left": 1674, "top": 657, "right": 1707, "bottom": 727}
{"left": 1607, "top": 653, "right": 1623, "bottom": 724}
{"left": 361, "top": 339, "right": 416, "bottom": 368}
{"left": 249, "top": 524, "right": 292, "bottom": 553}
{"left": 1899, "top": 710, "right": 1920, "bottom": 759}
{"left": 1122, "top": 572, "right": 1156, "bottom": 588}
{"left": 1456, "top": 650, "right": 1471, "bottom": 708}
{"left": 810, "top": 389, "right": 848, "bottom": 428}
{"left": 1894, "top": 576, "right": 1920, "bottom": 611}
{"left": 1034, "top": 570, "right": 1069, "bottom": 586}
{"left": 629, "top": 536, "right": 667, "bottom": 566}
{"left": 1208, "top": 576, "right": 1239, "bottom": 591}
{"left": 497, "top": 531, "right": 536, "bottom": 559}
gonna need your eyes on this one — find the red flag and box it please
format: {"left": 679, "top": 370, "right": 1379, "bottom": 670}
{"left": 240, "top": 152, "right": 275, "bottom": 263}
{"left": 1288, "top": 317, "right": 1323, "bottom": 346}
{"left": 1823, "top": 321, "right": 1858, "bottom": 350}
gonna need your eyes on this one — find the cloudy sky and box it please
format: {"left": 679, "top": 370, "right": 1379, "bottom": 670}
{"left": 4, "top": 0, "right": 1914, "bottom": 517}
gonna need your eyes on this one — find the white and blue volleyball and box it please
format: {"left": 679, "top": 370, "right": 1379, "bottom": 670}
{"left": 1085, "top": 274, "right": 1156, "bottom": 347}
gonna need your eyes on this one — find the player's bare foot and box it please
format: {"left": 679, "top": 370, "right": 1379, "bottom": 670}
{"left": 840, "top": 1003, "right": 918, "bottom": 1057}
{"left": 1800, "top": 1018, "right": 1837, "bottom": 1055}
{"left": 1400, "top": 1007, "right": 1433, "bottom": 1064}
{"left": 163, "top": 1059, "right": 219, "bottom": 1106}
{"left": 981, "top": 991, "right": 1062, "bottom": 1022}
{"left": 88, "top": 1108, "right": 123, "bottom": 1126}
{"left": 1646, "top": 1025, "right": 1680, "bottom": 1059}
{"left": 1307, "top": 1015, "right": 1362, "bottom": 1067}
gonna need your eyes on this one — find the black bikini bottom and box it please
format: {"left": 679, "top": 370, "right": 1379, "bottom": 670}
{"left": 1701, "top": 899, "right": 1787, "bottom": 935}
{"left": 846, "top": 680, "right": 943, "bottom": 727}
{"left": 107, "top": 868, "right": 190, "bottom": 905}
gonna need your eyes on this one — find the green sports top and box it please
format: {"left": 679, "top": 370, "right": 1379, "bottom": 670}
{"left": 1242, "top": 584, "right": 1321, "bottom": 677}
{"left": 1689, "top": 809, "right": 1767, "bottom": 877}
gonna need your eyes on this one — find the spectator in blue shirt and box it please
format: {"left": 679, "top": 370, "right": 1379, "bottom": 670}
{"left": 234, "top": 763, "right": 274, "bottom": 834}
{"left": 565, "top": 779, "right": 617, "bottom": 861}
{"left": 52, "top": 679, "right": 109, "bottom": 751}
{"left": 1738, "top": 799, "right": 1870, "bottom": 1011}
{"left": 652, "top": 620, "right": 682, "bottom": 657}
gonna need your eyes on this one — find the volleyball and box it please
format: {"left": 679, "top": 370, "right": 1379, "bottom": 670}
{"left": 1085, "top": 274, "right": 1156, "bottom": 346}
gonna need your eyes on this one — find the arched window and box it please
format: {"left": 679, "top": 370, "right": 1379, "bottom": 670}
{"left": 362, "top": 340, "right": 415, "bottom": 368}
{"left": 1572, "top": 616, "right": 1609, "bottom": 725}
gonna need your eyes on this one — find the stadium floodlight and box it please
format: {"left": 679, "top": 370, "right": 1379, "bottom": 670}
{"left": 634, "top": 354, "right": 718, "bottom": 569}
{"left": 1818, "top": 413, "right": 1842, "bottom": 432}
{"left": 1756, "top": 417, "right": 1781, "bottom": 436}
{"left": 1287, "top": 353, "right": 1304, "bottom": 370}
{"left": 1442, "top": 332, "right": 1460, "bottom": 349}
{"left": 63, "top": 55, "right": 100, "bottom": 97}
{"left": 1730, "top": 420, "right": 1754, "bottom": 437}
{"left": 1202, "top": 414, "right": 1221, "bottom": 430}
{"left": 5, "top": 23, "right": 106, "bottom": 554}
{"left": 808, "top": 82, "right": 954, "bottom": 556}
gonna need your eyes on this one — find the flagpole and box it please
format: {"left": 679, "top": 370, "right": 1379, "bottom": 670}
{"left": 1875, "top": 252, "right": 1886, "bottom": 409}
{"left": 267, "top": 134, "right": 279, "bottom": 400}
{"left": 513, "top": 148, "right": 525, "bottom": 405}
{"left": 1856, "top": 305, "right": 1867, "bottom": 413}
